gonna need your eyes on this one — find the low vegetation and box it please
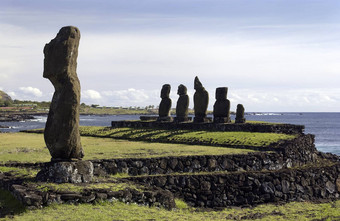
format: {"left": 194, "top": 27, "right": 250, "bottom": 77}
{"left": 78, "top": 126, "right": 296, "bottom": 148}
{"left": 33, "top": 180, "right": 142, "bottom": 193}
{"left": 1, "top": 126, "right": 338, "bottom": 220}
{"left": 0, "top": 132, "right": 255, "bottom": 164}
{"left": 0, "top": 189, "right": 339, "bottom": 220}
{"left": 0, "top": 166, "right": 38, "bottom": 177}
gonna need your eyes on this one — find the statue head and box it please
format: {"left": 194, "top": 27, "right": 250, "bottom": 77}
{"left": 177, "top": 84, "right": 187, "bottom": 96}
{"left": 160, "top": 84, "right": 171, "bottom": 99}
{"left": 194, "top": 76, "right": 204, "bottom": 90}
{"left": 237, "top": 104, "right": 244, "bottom": 112}
{"left": 43, "top": 26, "right": 80, "bottom": 84}
{"left": 215, "top": 87, "right": 228, "bottom": 100}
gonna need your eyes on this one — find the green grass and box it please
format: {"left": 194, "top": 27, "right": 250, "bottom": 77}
{"left": 0, "top": 166, "right": 38, "bottom": 177}
{"left": 0, "top": 133, "right": 50, "bottom": 163}
{"left": 78, "top": 126, "right": 296, "bottom": 147}
{"left": 0, "top": 132, "right": 255, "bottom": 164}
{"left": 0, "top": 127, "right": 338, "bottom": 220}
{"left": 0, "top": 193, "right": 339, "bottom": 221}
{"left": 33, "top": 180, "right": 142, "bottom": 193}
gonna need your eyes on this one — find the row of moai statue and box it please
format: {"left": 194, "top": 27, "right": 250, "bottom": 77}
{"left": 157, "top": 76, "right": 246, "bottom": 123}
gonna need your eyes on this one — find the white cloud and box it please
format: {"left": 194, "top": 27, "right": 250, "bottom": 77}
{"left": 82, "top": 89, "right": 102, "bottom": 100}
{"left": 7, "top": 92, "right": 16, "bottom": 97}
{"left": 101, "top": 88, "right": 152, "bottom": 107}
{"left": 227, "top": 88, "right": 340, "bottom": 112}
{"left": 19, "top": 86, "right": 43, "bottom": 97}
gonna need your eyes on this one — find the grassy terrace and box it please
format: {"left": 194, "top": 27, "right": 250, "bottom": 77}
{"left": 0, "top": 132, "right": 257, "bottom": 164}
{"left": 0, "top": 188, "right": 339, "bottom": 221}
{"left": 3, "top": 126, "right": 297, "bottom": 163}
{"left": 79, "top": 126, "right": 296, "bottom": 148}
{"left": 0, "top": 127, "right": 339, "bottom": 220}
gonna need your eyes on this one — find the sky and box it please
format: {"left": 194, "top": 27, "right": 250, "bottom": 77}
{"left": 0, "top": 0, "right": 339, "bottom": 112}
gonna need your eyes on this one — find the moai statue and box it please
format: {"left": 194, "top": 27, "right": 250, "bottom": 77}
{"left": 235, "top": 104, "right": 246, "bottom": 123}
{"left": 157, "top": 84, "right": 172, "bottom": 122}
{"left": 43, "top": 26, "right": 84, "bottom": 160}
{"left": 37, "top": 26, "right": 93, "bottom": 183}
{"left": 193, "top": 76, "right": 211, "bottom": 123}
{"left": 213, "top": 87, "right": 231, "bottom": 123}
{"left": 174, "top": 84, "right": 190, "bottom": 122}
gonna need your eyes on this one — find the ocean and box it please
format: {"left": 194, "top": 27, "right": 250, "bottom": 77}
{"left": 1, "top": 112, "right": 339, "bottom": 155}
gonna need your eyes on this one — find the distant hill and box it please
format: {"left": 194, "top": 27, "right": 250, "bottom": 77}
{"left": 0, "top": 90, "right": 13, "bottom": 106}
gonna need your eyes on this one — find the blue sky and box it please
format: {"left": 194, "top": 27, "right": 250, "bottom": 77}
{"left": 0, "top": 0, "right": 339, "bottom": 111}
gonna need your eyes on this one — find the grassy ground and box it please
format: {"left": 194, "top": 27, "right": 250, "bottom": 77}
{"left": 78, "top": 126, "right": 296, "bottom": 148}
{"left": 0, "top": 189, "right": 339, "bottom": 221}
{"left": 0, "top": 132, "right": 256, "bottom": 164}
{"left": 1, "top": 128, "right": 338, "bottom": 220}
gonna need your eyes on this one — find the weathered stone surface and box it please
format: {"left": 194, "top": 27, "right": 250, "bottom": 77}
{"left": 235, "top": 104, "right": 246, "bottom": 124}
{"left": 140, "top": 116, "right": 158, "bottom": 121}
{"left": 174, "top": 84, "right": 190, "bottom": 122}
{"left": 112, "top": 120, "right": 305, "bottom": 134}
{"left": 193, "top": 76, "right": 210, "bottom": 123}
{"left": 43, "top": 26, "right": 84, "bottom": 160}
{"left": 36, "top": 161, "right": 93, "bottom": 183}
{"left": 325, "top": 181, "right": 336, "bottom": 193}
{"left": 157, "top": 84, "right": 172, "bottom": 122}
{"left": 128, "top": 162, "right": 340, "bottom": 208}
{"left": 91, "top": 134, "right": 318, "bottom": 177}
{"left": 213, "top": 87, "right": 231, "bottom": 123}
{"left": 1, "top": 171, "right": 176, "bottom": 210}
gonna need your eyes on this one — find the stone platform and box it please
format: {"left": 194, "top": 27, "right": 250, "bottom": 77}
{"left": 111, "top": 120, "right": 304, "bottom": 134}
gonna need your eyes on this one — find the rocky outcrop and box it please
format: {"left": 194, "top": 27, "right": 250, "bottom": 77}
{"left": 0, "top": 90, "right": 13, "bottom": 106}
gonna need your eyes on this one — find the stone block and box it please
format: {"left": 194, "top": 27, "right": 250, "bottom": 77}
{"left": 36, "top": 160, "right": 93, "bottom": 183}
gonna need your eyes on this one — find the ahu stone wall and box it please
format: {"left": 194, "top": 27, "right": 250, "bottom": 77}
{"left": 111, "top": 120, "right": 305, "bottom": 134}
{"left": 92, "top": 134, "right": 318, "bottom": 176}
{"left": 127, "top": 163, "right": 340, "bottom": 207}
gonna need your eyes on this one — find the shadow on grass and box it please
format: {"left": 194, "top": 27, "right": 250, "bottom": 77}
{"left": 125, "top": 129, "right": 193, "bottom": 141}
{"left": 105, "top": 128, "right": 192, "bottom": 141}
{"left": 0, "top": 189, "right": 26, "bottom": 218}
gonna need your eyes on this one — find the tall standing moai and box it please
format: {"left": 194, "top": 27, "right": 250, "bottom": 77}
{"left": 213, "top": 87, "right": 231, "bottom": 123}
{"left": 235, "top": 104, "right": 246, "bottom": 123}
{"left": 157, "top": 84, "right": 173, "bottom": 122}
{"left": 193, "top": 76, "right": 211, "bottom": 123}
{"left": 36, "top": 26, "right": 93, "bottom": 183}
{"left": 174, "top": 84, "right": 190, "bottom": 122}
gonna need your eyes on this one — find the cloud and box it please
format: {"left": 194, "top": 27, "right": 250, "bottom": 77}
{"left": 82, "top": 89, "right": 102, "bottom": 99}
{"left": 101, "top": 88, "right": 153, "bottom": 107}
{"left": 7, "top": 92, "right": 16, "bottom": 97}
{"left": 19, "top": 86, "right": 43, "bottom": 97}
{"left": 227, "top": 88, "right": 340, "bottom": 112}
{"left": 1, "top": 2, "right": 340, "bottom": 112}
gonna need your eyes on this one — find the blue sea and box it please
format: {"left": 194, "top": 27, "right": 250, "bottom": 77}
{"left": 1, "top": 113, "right": 339, "bottom": 155}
